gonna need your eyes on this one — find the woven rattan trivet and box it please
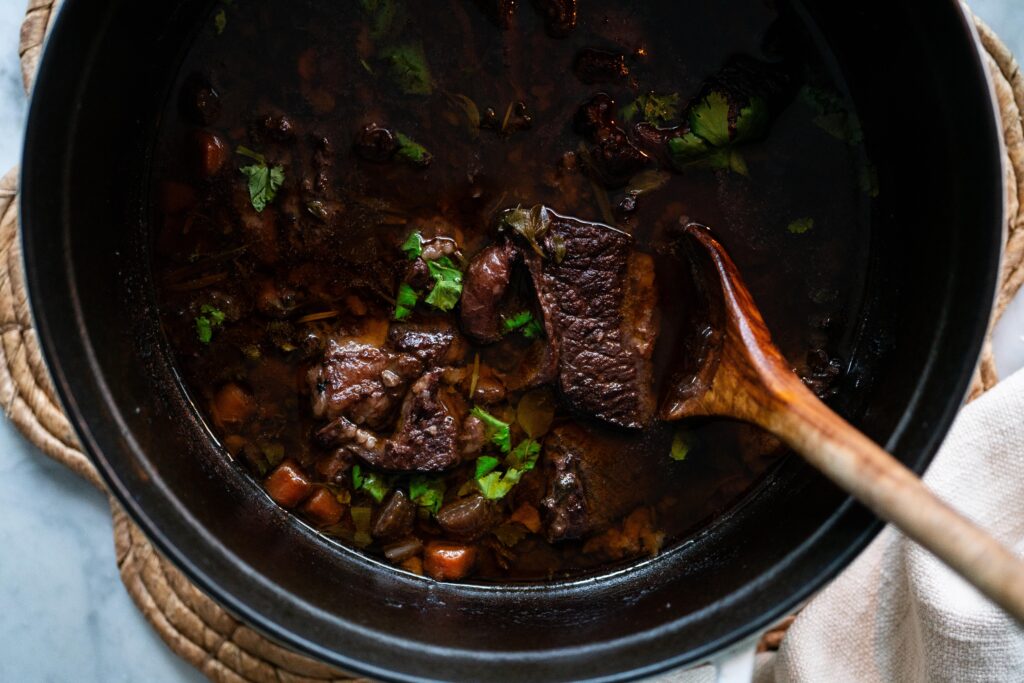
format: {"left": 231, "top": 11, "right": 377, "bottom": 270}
{"left": 6, "top": 3, "right": 1024, "bottom": 681}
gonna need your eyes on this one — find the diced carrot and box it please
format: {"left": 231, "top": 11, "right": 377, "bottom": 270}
{"left": 194, "top": 130, "right": 228, "bottom": 178}
{"left": 209, "top": 383, "right": 255, "bottom": 429}
{"left": 300, "top": 488, "right": 345, "bottom": 527}
{"left": 264, "top": 460, "right": 312, "bottom": 508}
{"left": 401, "top": 556, "right": 424, "bottom": 575}
{"left": 423, "top": 542, "right": 477, "bottom": 581}
{"left": 509, "top": 502, "right": 542, "bottom": 534}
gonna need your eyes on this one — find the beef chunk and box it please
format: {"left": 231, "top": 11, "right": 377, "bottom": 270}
{"left": 318, "top": 369, "right": 462, "bottom": 472}
{"left": 517, "top": 208, "right": 660, "bottom": 428}
{"left": 541, "top": 423, "right": 674, "bottom": 542}
{"left": 460, "top": 242, "right": 518, "bottom": 343}
{"left": 574, "top": 48, "right": 629, "bottom": 85}
{"left": 388, "top": 320, "right": 468, "bottom": 366}
{"left": 372, "top": 490, "right": 417, "bottom": 540}
{"left": 308, "top": 340, "right": 422, "bottom": 430}
{"left": 574, "top": 94, "right": 650, "bottom": 187}
{"left": 382, "top": 370, "right": 462, "bottom": 470}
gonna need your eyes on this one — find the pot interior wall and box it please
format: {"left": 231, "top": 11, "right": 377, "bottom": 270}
{"left": 21, "top": 0, "right": 1001, "bottom": 680}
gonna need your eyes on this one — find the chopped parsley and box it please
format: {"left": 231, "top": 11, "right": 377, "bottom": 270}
{"left": 394, "top": 282, "right": 420, "bottom": 320}
{"left": 667, "top": 90, "right": 769, "bottom": 176}
{"left": 409, "top": 475, "right": 445, "bottom": 515}
{"left": 471, "top": 406, "right": 511, "bottom": 453}
{"left": 670, "top": 429, "right": 691, "bottom": 462}
{"left": 400, "top": 231, "right": 423, "bottom": 259}
{"left": 623, "top": 92, "right": 681, "bottom": 127}
{"left": 424, "top": 256, "right": 463, "bottom": 311}
{"left": 214, "top": 9, "right": 227, "bottom": 34}
{"left": 475, "top": 439, "right": 541, "bottom": 500}
{"left": 502, "top": 310, "right": 543, "bottom": 339}
{"left": 383, "top": 42, "right": 433, "bottom": 95}
{"left": 474, "top": 455, "right": 500, "bottom": 479}
{"left": 394, "top": 132, "right": 432, "bottom": 167}
{"left": 502, "top": 205, "right": 552, "bottom": 258}
{"left": 799, "top": 85, "right": 864, "bottom": 146}
{"left": 787, "top": 217, "right": 814, "bottom": 235}
{"left": 237, "top": 147, "right": 284, "bottom": 212}
{"left": 352, "top": 465, "right": 390, "bottom": 503}
{"left": 195, "top": 304, "right": 226, "bottom": 344}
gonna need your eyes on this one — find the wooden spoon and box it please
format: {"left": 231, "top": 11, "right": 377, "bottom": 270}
{"left": 663, "top": 223, "right": 1024, "bottom": 624}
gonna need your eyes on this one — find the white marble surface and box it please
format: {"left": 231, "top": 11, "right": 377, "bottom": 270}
{"left": 0, "top": 1, "right": 1021, "bottom": 681}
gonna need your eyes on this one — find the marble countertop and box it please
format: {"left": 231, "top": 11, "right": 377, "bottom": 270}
{"left": 0, "top": 1, "right": 1022, "bottom": 681}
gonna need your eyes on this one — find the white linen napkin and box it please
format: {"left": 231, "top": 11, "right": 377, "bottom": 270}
{"left": 752, "top": 367, "right": 1024, "bottom": 682}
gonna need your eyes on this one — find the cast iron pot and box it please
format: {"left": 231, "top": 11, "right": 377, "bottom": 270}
{"left": 20, "top": 0, "right": 1004, "bottom": 680}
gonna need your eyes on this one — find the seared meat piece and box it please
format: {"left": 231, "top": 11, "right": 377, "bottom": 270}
{"left": 388, "top": 320, "right": 468, "bottom": 366}
{"left": 541, "top": 423, "right": 674, "bottom": 542}
{"left": 308, "top": 340, "right": 421, "bottom": 430}
{"left": 382, "top": 369, "right": 462, "bottom": 470}
{"left": 533, "top": 0, "right": 577, "bottom": 37}
{"left": 436, "top": 495, "right": 499, "bottom": 540}
{"left": 178, "top": 74, "right": 220, "bottom": 125}
{"left": 574, "top": 48, "right": 629, "bottom": 85}
{"left": 460, "top": 242, "right": 518, "bottom": 343}
{"left": 518, "top": 208, "right": 660, "bottom": 428}
{"left": 372, "top": 490, "right": 417, "bottom": 540}
{"left": 575, "top": 94, "right": 650, "bottom": 187}
{"left": 459, "top": 414, "right": 488, "bottom": 456}
{"left": 317, "top": 369, "right": 462, "bottom": 472}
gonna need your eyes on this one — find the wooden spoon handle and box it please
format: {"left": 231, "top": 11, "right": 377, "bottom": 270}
{"left": 767, "top": 393, "right": 1024, "bottom": 625}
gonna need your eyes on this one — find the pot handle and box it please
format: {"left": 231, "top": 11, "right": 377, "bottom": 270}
{"left": 712, "top": 636, "right": 758, "bottom": 683}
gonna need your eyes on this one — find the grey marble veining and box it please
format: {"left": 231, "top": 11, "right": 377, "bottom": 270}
{"left": 0, "top": 2, "right": 1021, "bottom": 681}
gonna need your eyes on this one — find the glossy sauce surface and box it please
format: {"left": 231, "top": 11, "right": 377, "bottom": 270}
{"left": 151, "top": 0, "right": 873, "bottom": 581}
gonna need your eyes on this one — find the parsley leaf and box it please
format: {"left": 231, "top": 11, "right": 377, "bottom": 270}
{"left": 394, "top": 132, "right": 432, "bottom": 167}
{"left": 502, "top": 311, "right": 543, "bottom": 339}
{"left": 475, "top": 456, "right": 500, "bottom": 479}
{"left": 799, "top": 85, "right": 864, "bottom": 146}
{"left": 353, "top": 467, "right": 390, "bottom": 503}
{"left": 394, "top": 282, "right": 420, "bottom": 320}
{"left": 633, "top": 92, "right": 681, "bottom": 127}
{"left": 670, "top": 429, "right": 691, "bottom": 461}
{"left": 214, "top": 9, "right": 227, "bottom": 34}
{"left": 400, "top": 231, "right": 423, "bottom": 260}
{"left": 667, "top": 90, "right": 768, "bottom": 175}
{"left": 502, "top": 205, "right": 552, "bottom": 258}
{"left": 409, "top": 475, "right": 445, "bottom": 515}
{"left": 471, "top": 406, "right": 511, "bottom": 453}
{"left": 424, "top": 256, "right": 463, "bottom": 311}
{"left": 195, "top": 304, "right": 226, "bottom": 344}
{"left": 383, "top": 42, "right": 433, "bottom": 95}
{"left": 787, "top": 217, "right": 814, "bottom": 235}
{"left": 475, "top": 439, "right": 540, "bottom": 501}
{"left": 239, "top": 153, "right": 284, "bottom": 213}
{"left": 689, "top": 91, "right": 732, "bottom": 147}
{"left": 506, "top": 439, "right": 541, "bottom": 471}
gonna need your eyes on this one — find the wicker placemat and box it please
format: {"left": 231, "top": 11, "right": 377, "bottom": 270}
{"left": 5, "top": 3, "right": 1023, "bottom": 681}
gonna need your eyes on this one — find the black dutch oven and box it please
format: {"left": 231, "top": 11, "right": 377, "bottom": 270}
{"left": 19, "top": 0, "right": 1004, "bottom": 680}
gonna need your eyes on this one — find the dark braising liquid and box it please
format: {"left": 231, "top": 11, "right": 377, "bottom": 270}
{"left": 151, "top": 0, "right": 874, "bottom": 581}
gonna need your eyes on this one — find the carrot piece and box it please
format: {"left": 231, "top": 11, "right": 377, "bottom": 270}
{"left": 401, "top": 556, "right": 424, "bottom": 576}
{"left": 300, "top": 488, "right": 345, "bottom": 527}
{"left": 509, "top": 502, "right": 542, "bottom": 534}
{"left": 209, "top": 383, "right": 255, "bottom": 429}
{"left": 264, "top": 460, "right": 313, "bottom": 508}
{"left": 423, "top": 542, "right": 477, "bottom": 581}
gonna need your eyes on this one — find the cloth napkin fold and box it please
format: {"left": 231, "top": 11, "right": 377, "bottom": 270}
{"left": 752, "top": 367, "right": 1024, "bottom": 682}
